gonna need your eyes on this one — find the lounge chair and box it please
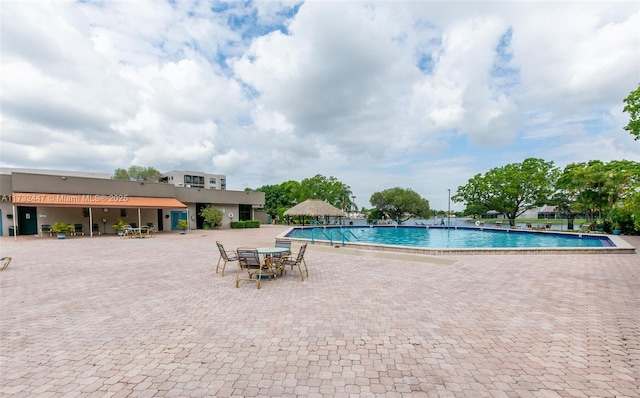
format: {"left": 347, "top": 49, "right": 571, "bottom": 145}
{"left": 578, "top": 223, "right": 591, "bottom": 232}
{"left": 281, "top": 243, "right": 308, "bottom": 281}
{"left": 236, "top": 248, "right": 272, "bottom": 289}
{"left": 1, "top": 257, "right": 11, "bottom": 271}
{"left": 215, "top": 241, "right": 239, "bottom": 276}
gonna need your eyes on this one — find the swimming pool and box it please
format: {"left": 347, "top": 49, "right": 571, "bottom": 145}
{"left": 283, "top": 226, "right": 632, "bottom": 255}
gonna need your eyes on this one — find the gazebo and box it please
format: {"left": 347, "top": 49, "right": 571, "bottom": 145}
{"left": 283, "top": 199, "right": 346, "bottom": 225}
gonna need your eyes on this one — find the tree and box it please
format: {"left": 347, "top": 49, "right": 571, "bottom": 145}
{"left": 297, "top": 175, "right": 354, "bottom": 211}
{"left": 622, "top": 190, "right": 640, "bottom": 232}
{"left": 369, "top": 187, "right": 430, "bottom": 224}
{"left": 112, "top": 168, "right": 130, "bottom": 180}
{"left": 462, "top": 203, "right": 489, "bottom": 219}
{"left": 623, "top": 83, "right": 640, "bottom": 140}
{"left": 556, "top": 160, "right": 640, "bottom": 226}
{"left": 253, "top": 182, "right": 297, "bottom": 219}
{"left": 112, "top": 165, "right": 163, "bottom": 182}
{"left": 452, "top": 158, "right": 558, "bottom": 226}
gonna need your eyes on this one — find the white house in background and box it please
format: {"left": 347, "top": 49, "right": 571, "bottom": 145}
{"left": 161, "top": 170, "right": 226, "bottom": 190}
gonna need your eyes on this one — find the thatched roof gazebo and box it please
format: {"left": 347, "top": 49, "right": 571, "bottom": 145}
{"left": 283, "top": 199, "right": 346, "bottom": 225}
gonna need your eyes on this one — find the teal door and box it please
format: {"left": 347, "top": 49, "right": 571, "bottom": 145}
{"left": 170, "top": 210, "right": 187, "bottom": 231}
{"left": 18, "top": 206, "right": 38, "bottom": 235}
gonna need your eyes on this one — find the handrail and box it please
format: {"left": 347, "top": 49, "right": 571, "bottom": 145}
{"left": 329, "top": 227, "right": 359, "bottom": 246}
{"left": 310, "top": 227, "right": 360, "bottom": 246}
{"left": 310, "top": 227, "right": 331, "bottom": 244}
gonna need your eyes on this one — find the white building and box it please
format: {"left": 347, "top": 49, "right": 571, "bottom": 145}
{"left": 160, "top": 170, "right": 226, "bottom": 190}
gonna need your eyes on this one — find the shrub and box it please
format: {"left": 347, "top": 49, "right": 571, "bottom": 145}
{"left": 51, "top": 222, "right": 75, "bottom": 234}
{"left": 230, "top": 220, "right": 260, "bottom": 229}
{"left": 245, "top": 220, "right": 261, "bottom": 228}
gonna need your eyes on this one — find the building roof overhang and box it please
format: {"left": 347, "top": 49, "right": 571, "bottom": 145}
{"left": 11, "top": 192, "right": 187, "bottom": 209}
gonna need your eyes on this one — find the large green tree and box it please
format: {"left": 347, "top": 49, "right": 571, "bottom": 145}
{"left": 253, "top": 176, "right": 354, "bottom": 221}
{"left": 623, "top": 83, "right": 640, "bottom": 140}
{"left": 297, "top": 175, "right": 354, "bottom": 211}
{"left": 113, "top": 165, "right": 163, "bottom": 182}
{"left": 452, "top": 158, "right": 558, "bottom": 226}
{"left": 369, "top": 187, "right": 430, "bottom": 224}
{"left": 253, "top": 181, "right": 299, "bottom": 219}
{"left": 555, "top": 159, "right": 640, "bottom": 225}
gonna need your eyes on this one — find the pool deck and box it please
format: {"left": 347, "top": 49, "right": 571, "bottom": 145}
{"left": 1, "top": 226, "right": 639, "bottom": 397}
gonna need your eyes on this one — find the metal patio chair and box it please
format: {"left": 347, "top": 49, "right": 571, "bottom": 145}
{"left": 1, "top": 257, "right": 12, "bottom": 271}
{"left": 281, "top": 243, "right": 308, "bottom": 281}
{"left": 216, "top": 241, "right": 239, "bottom": 276}
{"left": 236, "top": 248, "right": 272, "bottom": 289}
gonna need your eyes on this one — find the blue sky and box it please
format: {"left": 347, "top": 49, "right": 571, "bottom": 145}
{"left": 1, "top": 1, "right": 639, "bottom": 211}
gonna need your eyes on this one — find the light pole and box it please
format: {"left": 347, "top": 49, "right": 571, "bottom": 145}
{"left": 447, "top": 189, "right": 451, "bottom": 228}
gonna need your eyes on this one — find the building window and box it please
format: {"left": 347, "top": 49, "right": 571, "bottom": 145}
{"left": 121, "top": 209, "right": 127, "bottom": 217}
{"left": 239, "top": 204, "right": 252, "bottom": 221}
{"left": 184, "top": 174, "right": 204, "bottom": 188}
{"left": 209, "top": 177, "right": 216, "bottom": 184}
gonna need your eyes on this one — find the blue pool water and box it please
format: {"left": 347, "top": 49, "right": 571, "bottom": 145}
{"left": 285, "top": 226, "right": 614, "bottom": 249}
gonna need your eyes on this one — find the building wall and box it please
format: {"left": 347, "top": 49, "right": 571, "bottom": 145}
{"left": 0, "top": 170, "right": 265, "bottom": 236}
{"left": 36, "top": 206, "right": 159, "bottom": 235}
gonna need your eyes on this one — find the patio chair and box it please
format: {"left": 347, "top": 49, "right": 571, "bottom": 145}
{"left": 92, "top": 223, "right": 101, "bottom": 235}
{"left": 578, "top": 223, "right": 591, "bottom": 232}
{"left": 40, "top": 224, "right": 52, "bottom": 237}
{"left": 1, "top": 257, "right": 11, "bottom": 271}
{"left": 272, "top": 238, "right": 292, "bottom": 271}
{"left": 121, "top": 225, "right": 133, "bottom": 238}
{"left": 236, "top": 248, "right": 272, "bottom": 289}
{"left": 73, "top": 224, "right": 85, "bottom": 236}
{"left": 281, "top": 243, "right": 308, "bottom": 281}
{"left": 216, "top": 241, "right": 239, "bottom": 276}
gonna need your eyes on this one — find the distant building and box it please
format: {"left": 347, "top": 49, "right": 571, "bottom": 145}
{"left": 161, "top": 170, "right": 226, "bottom": 190}
{"left": 482, "top": 210, "right": 504, "bottom": 219}
{"left": 537, "top": 205, "right": 559, "bottom": 219}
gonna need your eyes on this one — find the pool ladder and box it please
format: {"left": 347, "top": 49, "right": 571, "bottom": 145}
{"left": 310, "top": 227, "right": 358, "bottom": 247}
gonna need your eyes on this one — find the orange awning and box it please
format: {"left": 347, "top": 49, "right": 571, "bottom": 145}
{"left": 11, "top": 192, "right": 187, "bottom": 209}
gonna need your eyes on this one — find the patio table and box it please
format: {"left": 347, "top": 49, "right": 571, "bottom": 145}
{"left": 257, "top": 247, "right": 289, "bottom": 278}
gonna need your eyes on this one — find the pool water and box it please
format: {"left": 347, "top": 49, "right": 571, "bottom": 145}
{"left": 285, "top": 226, "right": 614, "bottom": 249}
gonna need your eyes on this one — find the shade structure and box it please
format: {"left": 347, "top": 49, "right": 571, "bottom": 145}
{"left": 283, "top": 199, "right": 346, "bottom": 217}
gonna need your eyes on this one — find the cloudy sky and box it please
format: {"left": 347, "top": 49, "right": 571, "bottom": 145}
{"left": 1, "top": 1, "right": 639, "bottom": 210}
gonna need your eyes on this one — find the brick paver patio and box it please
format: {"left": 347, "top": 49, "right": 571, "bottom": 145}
{"left": 1, "top": 225, "right": 638, "bottom": 397}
